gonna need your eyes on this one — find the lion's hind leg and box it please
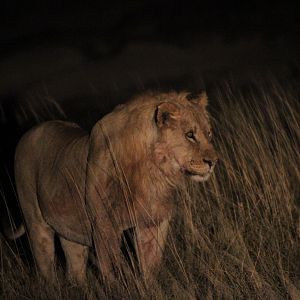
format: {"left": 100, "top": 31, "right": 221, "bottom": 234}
{"left": 28, "top": 222, "right": 56, "bottom": 283}
{"left": 60, "top": 237, "right": 89, "bottom": 285}
{"left": 16, "top": 182, "right": 56, "bottom": 282}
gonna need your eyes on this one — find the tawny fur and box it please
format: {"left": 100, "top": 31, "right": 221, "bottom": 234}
{"left": 13, "top": 91, "right": 218, "bottom": 284}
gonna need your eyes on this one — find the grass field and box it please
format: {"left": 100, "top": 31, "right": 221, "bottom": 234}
{"left": 0, "top": 79, "right": 299, "bottom": 299}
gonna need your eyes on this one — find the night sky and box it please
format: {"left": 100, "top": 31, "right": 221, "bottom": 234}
{"left": 0, "top": 2, "right": 299, "bottom": 110}
{"left": 0, "top": 1, "right": 299, "bottom": 152}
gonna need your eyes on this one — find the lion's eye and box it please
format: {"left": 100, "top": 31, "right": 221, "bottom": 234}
{"left": 208, "top": 130, "right": 213, "bottom": 140}
{"left": 186, "top": 130, "right": 196, "bottom": 142}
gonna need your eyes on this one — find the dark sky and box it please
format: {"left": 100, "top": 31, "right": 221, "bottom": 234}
{"left": 1, "top": 1, "right": 299, "bottom": 54}
{"left": 0, "top": 1, "right": 299, "bottom": 114}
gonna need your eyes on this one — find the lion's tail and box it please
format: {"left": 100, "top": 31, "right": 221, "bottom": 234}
{"left": 4, "top": 223, "right": 25, "bottom": 240}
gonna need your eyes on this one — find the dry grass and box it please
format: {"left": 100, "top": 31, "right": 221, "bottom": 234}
{"left": 0, "top": 79, "right": 300, "bottom": 299}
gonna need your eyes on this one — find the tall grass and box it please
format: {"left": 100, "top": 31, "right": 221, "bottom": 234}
{"left": 0, "top": 79, "right": 299, "bottom": 299}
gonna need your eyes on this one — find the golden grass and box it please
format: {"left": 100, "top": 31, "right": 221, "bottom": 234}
{"left": 1, "top": 79, "right": 300, "bottom": 299}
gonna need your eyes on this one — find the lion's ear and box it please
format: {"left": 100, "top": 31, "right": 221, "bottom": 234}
{"left": 186, "top": 91, "right": 208, "bottom": 108}
{"left": 155, "top": 102, "right": 180, "bottom": 128}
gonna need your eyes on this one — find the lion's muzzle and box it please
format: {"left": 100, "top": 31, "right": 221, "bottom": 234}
{"left": 184, "top": 150, "right": 218, "bottom": 182}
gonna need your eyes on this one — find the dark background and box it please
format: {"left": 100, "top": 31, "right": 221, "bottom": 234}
{"left": 0, "top": 1, "right": 299, "bottom": 226}
{"left": 0, "top": 1, "right": 299, "bottom": 116}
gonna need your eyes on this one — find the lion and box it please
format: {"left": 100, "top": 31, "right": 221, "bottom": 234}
{"left": 10, "top": 91, "right": 218, "bottom": 285}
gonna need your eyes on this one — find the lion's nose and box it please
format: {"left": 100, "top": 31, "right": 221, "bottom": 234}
{"left": 203, "top": 158, "right": 213, "bottom": 168}
{"left": 203, "top": 157, "right": 217, "bottom": 168}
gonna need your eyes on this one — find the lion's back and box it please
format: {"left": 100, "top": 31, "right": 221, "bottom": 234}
{"left": 15, "top": 120, "right": 87, "bottom": 181}
{"left": 15, "top": 120, "right": 91, "bottom": 244}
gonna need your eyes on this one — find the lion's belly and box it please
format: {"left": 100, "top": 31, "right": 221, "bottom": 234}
{"left": 39, "top": 170, "right": 92, "bottom": 246}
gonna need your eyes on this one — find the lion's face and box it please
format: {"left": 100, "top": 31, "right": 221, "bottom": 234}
{"left": 154, "top": 92, "right": 218, "bottom": 182}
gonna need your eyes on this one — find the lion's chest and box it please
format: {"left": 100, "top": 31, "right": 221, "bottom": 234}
{"left": 108, "top": 179, "right": 174, "bottom": 228}
{"left": 135, "top": 197, "right": 173, "bottom": 227}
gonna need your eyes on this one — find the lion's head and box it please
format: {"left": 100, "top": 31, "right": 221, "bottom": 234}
{"left": 153, "top": 91, "right": 218, "bottom": 182}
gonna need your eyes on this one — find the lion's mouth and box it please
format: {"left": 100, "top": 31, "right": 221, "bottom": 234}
{"left": 184, "top": 169, "right": 198, "bottom": 176}
{"left": 183, "top": 169, "right": 212, "bottom": 182}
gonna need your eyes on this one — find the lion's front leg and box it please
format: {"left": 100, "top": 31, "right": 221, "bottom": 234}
{"left": 93, "top": 224, "right": 123, "bottom": 284}
{"left": 135, "top": 217, "right": 171, "bottom": 281}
